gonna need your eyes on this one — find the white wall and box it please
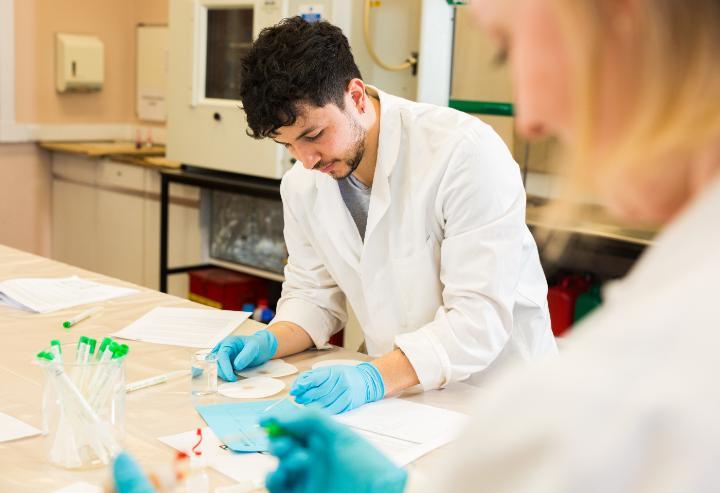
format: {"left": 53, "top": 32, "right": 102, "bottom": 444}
{"left": 349, "top": 0, "right": 421, "bottom": 101}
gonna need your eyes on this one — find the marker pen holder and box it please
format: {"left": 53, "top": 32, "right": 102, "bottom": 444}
{"left": 40, "top": 343, "right": 126, "bottom": 469}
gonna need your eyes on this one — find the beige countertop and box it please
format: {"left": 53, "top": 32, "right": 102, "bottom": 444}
{"left": 526, "top": 201, "right": 658, "bottom": 246}
{"left": 39, "top": 141, "right": 181, "bottom": 170}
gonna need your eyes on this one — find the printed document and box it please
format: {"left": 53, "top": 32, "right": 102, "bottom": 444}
{"left": 0, "top": 276, "right": 137, "bottom": 313}
{"left": 112, "top": 307, "right": 250, "bottom": 348}
{"left": 335, "top": 398, "right": 470, "bottom": 465}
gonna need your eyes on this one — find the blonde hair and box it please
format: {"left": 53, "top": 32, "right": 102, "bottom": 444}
{"left": 538, "top": 0, "right": 720, "bottom": 254}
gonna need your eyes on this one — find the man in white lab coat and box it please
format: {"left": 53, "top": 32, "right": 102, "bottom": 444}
{"left": 211, "top": 16, "right": 556, "bottom": 414}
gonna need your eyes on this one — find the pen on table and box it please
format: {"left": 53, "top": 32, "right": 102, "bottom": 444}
{"left": 261, "top": 398, "right": 304, "bottom": 439}
{"left": 62, "top": 307, "right": 101, "bottom": 329}
{"left": 125, "top": 369, "right": 191, "bottom": 393}
{"left": 261, "top": 396, "right": 290, "bottom": 414}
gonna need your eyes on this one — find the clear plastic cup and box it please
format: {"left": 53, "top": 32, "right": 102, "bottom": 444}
{"left": 40, "top": 342, "right": 125, "bottom": 469}
{"left": 191, "top": 350, "right": 218, "bottom": 396}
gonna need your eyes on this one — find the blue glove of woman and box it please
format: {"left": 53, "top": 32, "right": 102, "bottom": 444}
{"left": 262, "top": 409, "right": 407, "bottom": 493}
{"left": 211, "top": 329, "right": 278, "bottom": 381}
{"left": 112, "top": 452, "right": 156, "bottom": 493}
{"left": 290, "top": 363, "right": 385, "bottom": 414}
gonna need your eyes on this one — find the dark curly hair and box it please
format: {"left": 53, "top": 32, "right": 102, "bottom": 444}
{"left": 239, "top": 17, "right": 362, "bottom": 139}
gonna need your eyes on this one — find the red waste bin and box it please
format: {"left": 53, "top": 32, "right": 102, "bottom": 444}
{"left": 189, "top": 268, "right": 268, "bottom": 311}
{"left": 547, "top": 274, "right": 592, "bottom": 336}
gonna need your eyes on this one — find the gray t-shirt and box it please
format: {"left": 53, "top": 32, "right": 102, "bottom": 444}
{"left": 338, "top": 173, "right": 372, "bottom": 240}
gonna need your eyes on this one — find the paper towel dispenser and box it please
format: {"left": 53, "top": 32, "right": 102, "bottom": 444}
{"left": 55, "top": 33, "right": 104, "bottom": 93}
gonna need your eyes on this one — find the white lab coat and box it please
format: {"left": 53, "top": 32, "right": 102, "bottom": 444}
{"left": 271, "top": 87, "right": 556, "bottom": 390}
{"left": 417, "top": 177, "right": 720, "bottom": 491}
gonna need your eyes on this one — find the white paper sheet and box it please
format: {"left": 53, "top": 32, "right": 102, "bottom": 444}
{"left": 335, "top": 398, "right": 469, "bottom": 453}
{"left": 0, "top": 276, "right": 138, "bottom": 313}
{"left": 0, "top": 412, "right": 41, "bottom": 442}
{"left": 353, "top": 429, "right": 443, "bottom": 466}
{"left": 137, "top": 87, "right": 166, "bottom": 122}
{"left": 51, "top": 482, "right": 102, "bottom": 493}
{"left": 0, "top": 292, "right": 30, "bottom": 311}
{"left": 158, "top": 427, "right": 276, "bottom": 488}
{"left": 113, "top": 307, "right": 250, "bottom": 348}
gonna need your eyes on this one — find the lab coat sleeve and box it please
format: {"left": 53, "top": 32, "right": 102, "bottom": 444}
{"left": 395, "top": 128, "right": 537, "bottom": 390}
{"left": 269, "top": 180, "right": 347, "bottom": 349}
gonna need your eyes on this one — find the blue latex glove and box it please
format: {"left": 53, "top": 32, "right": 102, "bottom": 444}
{"left": 290, "top": 363, "right": 384, "bottom": 415}
{"left": 262, "top": 409, "right": 407, "bottom": 493}
{"left": 211, "top": 329, "right": 279, "bottom": 382}
{"left": 112, "top": 452, "right": 156, "bottom": 493}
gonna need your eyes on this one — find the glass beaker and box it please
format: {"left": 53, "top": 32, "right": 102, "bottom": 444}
{"left": 191, "top": 350, "right": 218, "bottom": 396}
{"left": 40, "top": 342, "right": 125, "bottom": 469}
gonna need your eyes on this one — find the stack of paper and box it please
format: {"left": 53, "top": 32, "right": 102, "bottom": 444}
{"left": 112, "top": 307, "right": 251, "bottom": 348}
{"left": 0, "top": 276, "right": 137, "bottom": 313}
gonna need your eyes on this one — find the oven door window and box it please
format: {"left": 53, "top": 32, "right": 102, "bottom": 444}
{"left": 205, "top": 8, "right": 253, "bottom": 101}
{"left": 209, "top": 190, "right": 287, "bottom": 274}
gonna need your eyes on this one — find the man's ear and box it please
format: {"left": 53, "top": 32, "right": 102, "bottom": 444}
{"left": 346, "top": 78, "right": 367, "bottom": 113}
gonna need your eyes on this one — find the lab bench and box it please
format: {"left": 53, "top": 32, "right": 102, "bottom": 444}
{"left": 0, "top": 244, "right": 483, "bottom": 492}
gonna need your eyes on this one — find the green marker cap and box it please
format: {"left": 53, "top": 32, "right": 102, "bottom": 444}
{"left": 98, "top": 337, "right": 113, "bottom": 353}
{"left": 112, "top": 343, "right": 129, "bottom": 359}
{"left": 77, "top": 336, "right": 89, "bottom": 349}
{"left": 262, "top": 421, "right": 287, "bottom": 439}
{"left": 110, "top": 343, "right": 122, "bottom": 359}
{"left": 36, "top": 351, "right": 54, "bottom": 361}
{"left": 50, "top": 340, "right": 62, "bottom": 353}
{"left": 62, "top": 320, "right": 72, "bottom": 329}
{"left": 88, "top": 338, "right": 97, "bottom": 355}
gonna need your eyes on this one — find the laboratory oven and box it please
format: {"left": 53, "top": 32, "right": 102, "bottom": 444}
{"left": 167, "top": 0, "right": 351, "bottom": 179}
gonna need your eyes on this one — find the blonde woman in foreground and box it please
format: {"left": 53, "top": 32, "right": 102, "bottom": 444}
{"left": 112, "top": 0, "right": 720, "bottom": 491}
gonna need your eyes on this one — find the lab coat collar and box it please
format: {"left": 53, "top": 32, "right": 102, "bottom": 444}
{"left": 363, "top": 86, "right": 402, "bottom": 243}
{"left": 365, "top": 85, "right": 402, "bottom": 179}
{"left": 310, "top": 86, "right": 404, "bottom": 272}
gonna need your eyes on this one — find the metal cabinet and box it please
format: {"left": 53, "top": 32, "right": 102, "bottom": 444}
{"left": 51, "top": 154, "right": 98, "bottom": 272}
{"left": 50, "top": 154, "right": 201, "bottom": 297}
{"left": 96, "top": 160, "right": 147, "bottom": 286}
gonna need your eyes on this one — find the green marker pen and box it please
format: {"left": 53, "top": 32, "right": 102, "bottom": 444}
{"left": 261, "top": 420, "right": 288, "bottom": 439}
{"left": 50, "top": 340, "right": 63, "bottom": 363}
{"left": 87, "top": 338, "right": 97, "bottom": 356}
{"left": 76, "top": 336, "right": 90, "bottom": 363}
{"left": 95, "top": 337, "right": 112, "bottom": 361}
